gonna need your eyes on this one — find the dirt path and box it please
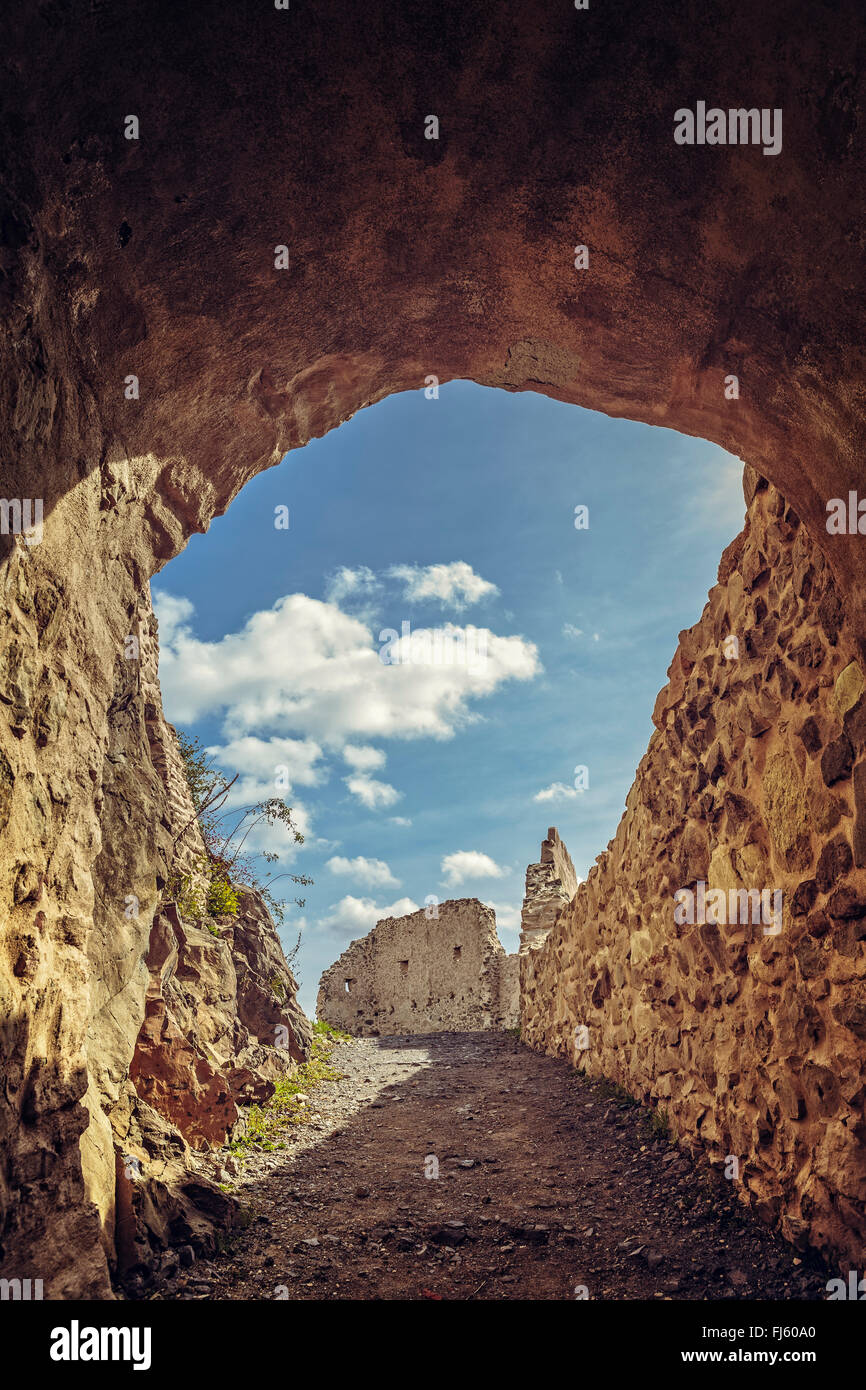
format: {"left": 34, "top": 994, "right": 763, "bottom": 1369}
{"left": 170, "top": 1033, "right": 829, "bottom": 1301}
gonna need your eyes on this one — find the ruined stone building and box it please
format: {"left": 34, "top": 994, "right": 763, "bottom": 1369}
{"left": 317, "top": 899, "right": 519, "bottom": 1035}
{"left": 519, "top": 827, "right": 579, "bottom": 954}
{"left": 518, "top": 828, "right": 581, "bottom": 1022}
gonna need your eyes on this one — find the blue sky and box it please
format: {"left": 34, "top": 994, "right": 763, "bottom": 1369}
{"left": 152, "top": 383, "right": 745, "bottom": 1015}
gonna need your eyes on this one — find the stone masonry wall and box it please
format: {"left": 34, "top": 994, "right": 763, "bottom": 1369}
{"left": 318, "top": 899, "right": 519, "bottom": 1035}
{"left": 520, "top": 828, "right": 581, "bottom": 1034}
{"left": 521, "top": 468, "right": 866, "bottom": 1267}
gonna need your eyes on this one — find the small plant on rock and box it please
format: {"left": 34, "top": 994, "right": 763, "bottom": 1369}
{"left": 207, "top": 874, "right": 239, "bottom": 917}
{"left": 166, "top": 869, "right": 206, "bottom": 920}
{"left": 171, "top": 732, "right": 312, "bottom": 937}
{"left": 313, "top": 1019, "right": 352, "bottom": 1041}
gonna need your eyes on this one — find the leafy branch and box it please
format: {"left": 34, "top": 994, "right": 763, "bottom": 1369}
{"left": 171, "top": 732, "right": 312, "bottom": 931}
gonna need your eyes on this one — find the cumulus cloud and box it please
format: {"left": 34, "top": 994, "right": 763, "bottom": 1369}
{"left": 342, "top": 744, "right": 387, "bottom": 772}
{"left": 327, "top": 855, "right": 399, "bottom": 888}
{"left": 441, "top": 850, "right": 508, "bottom": 887}
{"left": 191, "top": 735, "right": 323, "bottom": 858}
{"left": 325, "top": 565, "right": 381, "bottom": 606}
{"left": 533, "top": 782, "right": 581, "bottom": 803}
{"left": 154, "top": 591, "right": 540, "bottom": 745}
{"left": 388, "top": 561, "right": 499, "bottom": 609}
{"left": 156, "top": 592, "right": 195, "bottom": 642}
{"left": 344, "top": 773, "right": 402, "bottom": 810}
{"left": 317, "top": 894, "right": 420, "bottom": 937}
{"left": 483, "top": 901, "right": 521, "bottom": 932}
{"left": 208, "top": 735, "right": 326, "bottom": 802}
{"left": 562, "top": 623, "right": 600, "bottom": 642}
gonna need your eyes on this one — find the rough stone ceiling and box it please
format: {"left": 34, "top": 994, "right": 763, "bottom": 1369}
{"left": 3, "top": 0, "right": 865, "bottom": 632}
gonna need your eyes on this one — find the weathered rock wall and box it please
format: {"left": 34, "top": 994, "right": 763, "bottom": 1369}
{"left": 107, "top": 639, "right": 312, "bottom": 1287}
{"left": 139, "top": 598, "right": 208, "bottom": 884}
{"left": 115, "top": 886, "right": 311, "bottom": 1286}
{"left": 129, "top": 889, "right": 311, "bottom": 1152}
{"left": 521, "top": 470, "right": 866, "bottom": 1265}
{"left": 0, "top": 543, "right": 310, "bottom": 1295}
{"left": 318, "top": 899, "right": 519, "bottom": 1035}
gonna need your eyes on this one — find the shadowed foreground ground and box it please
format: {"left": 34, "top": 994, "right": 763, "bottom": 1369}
{"left": 160, "top": 1033, "right": 830, "bottom": 1301}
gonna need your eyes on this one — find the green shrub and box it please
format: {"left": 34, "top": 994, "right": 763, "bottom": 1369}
{"left": 313, "top": 1019, "right": 352, "bottom": 1041}
{"left": 207, "top": 875, "right": 239, "bottom": 917}
{"left": 171, "top": 731, "right": 312, "bottom": 954}
{"left": 166, "top": 870, "right": 206, "bottom": 920}
{"left": 231, "top": 1031, "right": 347, "bottom": 1152}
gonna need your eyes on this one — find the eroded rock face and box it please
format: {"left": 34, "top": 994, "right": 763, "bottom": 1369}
{"left": 129, "top": 890, "right": 311, "bottom": 1151}
{"left": 317, "top": 900, "right": 519, "bottom": 1035}
{"left": 0, "top": 573, "right": 310, "bottom": 1295}
{"left": 113, "top": 886, "right": 310, "bottom": 1286}
{"left": 2, "top": 0, "right": 866, "bottom": 1295}
{"left": 521, "top": 471, "right": 866, "bottom": 1265}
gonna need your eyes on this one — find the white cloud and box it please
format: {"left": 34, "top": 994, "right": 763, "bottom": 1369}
{"left": 190, "top": 736, "right": 323, "bottom": 859}
{"left": 154, "top": 592, "right": 539, "bottom": 746}
{"left": 324, "top": 565, "right": 381, "bottom": 609}
{"left": 390, "top": 815, "right": 412, "bottom": 827}
{"left": 208, "top": 735, "right": 326, "bottom": 800}
{"left": 317, "top": 894, "right": 420, "bottom": 937}
{"left": 156, "top": 592, "right": 195, "bottom": 642}
{"left": 562, "top": 623, "right": 583, "bottom": 639}
{"left": 441, "top": 850, "right": 508, "bottom": 887}
{"left": 533, "top": 782, "right": 581, "bottom": 803}
{"left": 327, "top": 855, "right": 399, "bottom": 888}
{"left": 388, "top": 561, "right": 499, "bottom": 610}
{"left": 344, "top": 773, "right": 402, "bottom": 810}
{"left": 484, "top": 901, "right": 521, "bottom": 932}
{"left": 342, "top": 744, "right": 387, "bottom": 772}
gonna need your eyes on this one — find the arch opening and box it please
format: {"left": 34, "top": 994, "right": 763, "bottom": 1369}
{"left": 2, "top": 0, "right": 866, "bottom": 1299}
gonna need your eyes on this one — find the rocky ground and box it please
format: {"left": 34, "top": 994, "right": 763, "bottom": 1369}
{"left": 154, "top": 1032, "right": 830, "bottom": 1301}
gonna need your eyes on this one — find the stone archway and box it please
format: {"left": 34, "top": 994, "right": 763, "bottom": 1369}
{"left": 1, "top": 0, "right": 865, "bottom": 1296}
